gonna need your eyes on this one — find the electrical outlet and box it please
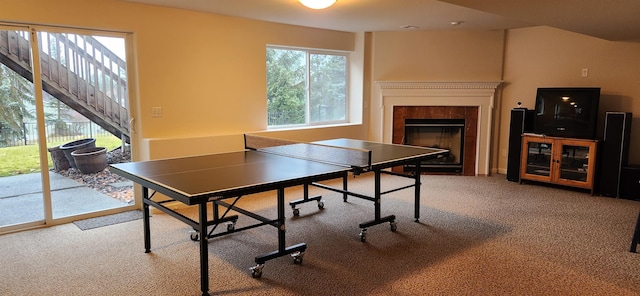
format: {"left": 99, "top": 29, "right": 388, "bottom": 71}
{"left": 581, "top": 68, "right": 589, "bottom": 77}
{"left": 151, "top": 107, "right": 162, "bottom": 117}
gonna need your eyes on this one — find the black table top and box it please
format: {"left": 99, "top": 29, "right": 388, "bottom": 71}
{"left": 110, "top": 150, "right": 349, "bottom": 200}
{"left": 110, "top": 138, "right": 446, "bottom": 204}
{"left": 314, "top": 138, "right": 446, "bottom": 168}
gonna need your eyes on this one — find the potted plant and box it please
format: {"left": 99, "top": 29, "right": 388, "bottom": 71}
{"left": 71, "top": 146, "right": 108, "bottom": 174}
{"left": 60, "top": 138, "right": 96, "bottom": 168}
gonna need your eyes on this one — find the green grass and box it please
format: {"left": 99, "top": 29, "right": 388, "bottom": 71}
{"left": 0, "top": 135, "right": 123, "bottom": 177}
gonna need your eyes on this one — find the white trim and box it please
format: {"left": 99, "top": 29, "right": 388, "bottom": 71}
{"left": 377, "top": 81, "right": 502, "bottom": 91}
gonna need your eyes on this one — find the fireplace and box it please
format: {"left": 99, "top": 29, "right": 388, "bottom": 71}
{"left": 404, "top": 118, "right": 465, "bottom": 173}
{"left": 392, "top": 105, "right": 478, "bottom": 175}
{"left": 376, "top": 81, "right": 501, "bottom": 176}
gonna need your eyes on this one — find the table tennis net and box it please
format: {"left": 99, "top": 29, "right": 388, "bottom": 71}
{"left": 244, "top": 134, "right": 371, "bottom": 169}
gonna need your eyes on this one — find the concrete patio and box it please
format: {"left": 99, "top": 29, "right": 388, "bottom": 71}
{"left": 0, "top": 172, "right": 130, "bottom": 227}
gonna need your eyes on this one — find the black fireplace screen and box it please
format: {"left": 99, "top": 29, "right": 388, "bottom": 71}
{"left": 404, "top": 118, "right": 465, "bottom": 172}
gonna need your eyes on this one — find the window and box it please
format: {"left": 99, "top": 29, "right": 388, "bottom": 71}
{"left": 267, "top": 47, "right": 348, "bottom": 127}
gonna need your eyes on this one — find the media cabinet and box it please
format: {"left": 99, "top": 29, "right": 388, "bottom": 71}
{"left": 520, "top": 133, "right": 598, "bottom": 195}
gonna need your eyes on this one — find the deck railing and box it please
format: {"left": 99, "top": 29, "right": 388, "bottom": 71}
{"left": 0, "top": 121, "right": 112, "bottom": 148}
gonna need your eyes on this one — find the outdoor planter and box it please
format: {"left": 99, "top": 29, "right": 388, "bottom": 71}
{"left": 60, "top": 138, "right": 96, "bottom": 168}
{"left": 47, "top": 145, "right": 70, "bottom": 172}
{"left": 71, "top": 147, "right": 108, "bottom": 174}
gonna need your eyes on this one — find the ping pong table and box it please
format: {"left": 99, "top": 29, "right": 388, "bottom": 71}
{"left": 109, "top": 135, "right": 446, "bottom": 296}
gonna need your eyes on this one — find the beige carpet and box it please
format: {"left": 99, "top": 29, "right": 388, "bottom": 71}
{"left": 1, "top": 174, "right": 639, "bottom": 296}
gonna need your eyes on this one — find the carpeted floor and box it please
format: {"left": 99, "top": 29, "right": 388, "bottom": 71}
{"left": 0, "top": 174, "right": 639, "bottom": 296}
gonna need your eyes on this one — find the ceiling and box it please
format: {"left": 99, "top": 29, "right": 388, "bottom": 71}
{"left": 122, "top": 0, "right": 640, "bottom": 41}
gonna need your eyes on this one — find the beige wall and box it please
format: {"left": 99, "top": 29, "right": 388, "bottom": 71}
{"left": 499, "top": 26, "right": 640, "bottom": 170}
{"left": 1, "top": 0, "right": 366, "bottom": 160}
{"left": 370, "top": 30, "right": 506, "bottom": 82}
{"left": 3, "top": 1, "right": 639, "bottom": 171}
{"left": 368, "top": 30, "right": 506, "bottom": 174}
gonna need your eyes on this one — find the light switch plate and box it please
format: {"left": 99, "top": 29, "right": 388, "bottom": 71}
{"left": 151, "top": 107, "right": 162, "bottom": 117}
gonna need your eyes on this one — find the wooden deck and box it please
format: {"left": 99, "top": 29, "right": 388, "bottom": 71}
{"left": 0, "top": 30, "right": 130, "bottom": 142}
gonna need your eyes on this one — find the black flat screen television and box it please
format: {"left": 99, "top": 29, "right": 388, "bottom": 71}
{"left": 532, "top": 87, "right": 600, "bottom": 139}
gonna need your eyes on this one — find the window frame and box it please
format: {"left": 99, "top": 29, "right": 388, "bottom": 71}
{"left": 266, "top": 45, "right": 350, "bottom": 129}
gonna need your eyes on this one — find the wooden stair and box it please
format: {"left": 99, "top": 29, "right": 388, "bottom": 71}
{"left": 0, "top": 30, "right": 130, "bottom": 142}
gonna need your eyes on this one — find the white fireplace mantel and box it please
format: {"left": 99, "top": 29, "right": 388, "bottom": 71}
{"left": 375, "top": 81, "right": 502, "bottom": 176}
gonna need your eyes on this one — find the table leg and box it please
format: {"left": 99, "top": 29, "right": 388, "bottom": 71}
{"left": 357, "top": 170, "right": 396, "bottom": 242}
{"left": 252, "top": 187, "right": 307, "bottom": 278}
{"left": 630, "top": 211, "right": 640, "bottom": 253}
{"left": 198, "top": 203, "right": 210, "bottom": 296}
{"left": 374, "top": 170, "right": 381, "bottom": 220}
{"left": 288, "top": 184, "right": 323, "bottom": 216}
{"left": 143, "top": 187, "right": 151, "bottom": 253}
{"left": 414, "top": 160, "right": 421, "bottom": 222}
{"left": 343, "top": 173, "right": 348, "bottom": 202}
{"left": 278, "top": 188, "right": 286, "bottom": 251}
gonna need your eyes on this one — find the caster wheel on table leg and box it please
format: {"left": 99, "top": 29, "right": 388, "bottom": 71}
{"left": 250, "top": 264, "right": 264, "bottom": 278}
{"left": 317, "top": 200, "right": 325, "bottom": 209}
{"left": 292, "top": 208, "right": 300, "bottom": 216}
{"left": 390, "top": 221, "right": 397, "bottom": 232}
{"left": 189, "top": 230, "right": 200, "bottom": 241}
{"left": 359, "top": 228, "right": 367, "bottom": 242}
{"left": 226, "top": 222, "right": 235, "bottom": 232}
{"left": 291, "top": 251, "right": 304, "bottom": 264}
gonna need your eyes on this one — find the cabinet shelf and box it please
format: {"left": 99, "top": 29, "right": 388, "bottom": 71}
{"left": 527, "top": 164, "right": 550, "bottom": 169}
{"left": 520, "top": 134, "right": 598, "bottom": 194}
{"left": 559, "top": 169, "right": 587, "bottom": 174}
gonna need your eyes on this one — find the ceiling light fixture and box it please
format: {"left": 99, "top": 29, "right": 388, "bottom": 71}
{"left": 299, "top": 0, "right": 337, "bottom": 10}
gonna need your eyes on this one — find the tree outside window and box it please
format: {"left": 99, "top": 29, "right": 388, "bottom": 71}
{"left": 0, "top": 64, "right": 35, "bottom": 146}
{"left": 267, "top": 47, "right": 347, "bottom": 127}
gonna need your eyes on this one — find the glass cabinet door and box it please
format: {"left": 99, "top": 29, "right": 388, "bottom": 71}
{"left": 525, "top": 141, "right": 553, "bottom": 177}
{"left": 558, "top": 144, "right": 590, "bottom": 182}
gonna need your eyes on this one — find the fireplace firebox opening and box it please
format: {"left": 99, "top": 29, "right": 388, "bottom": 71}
{"left": 404, "top": 118, "right": 465, "bottom": 173}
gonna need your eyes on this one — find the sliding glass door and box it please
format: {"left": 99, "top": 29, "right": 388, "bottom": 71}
{"left": 0, "top": 25, "right": 135, "bottom": 233}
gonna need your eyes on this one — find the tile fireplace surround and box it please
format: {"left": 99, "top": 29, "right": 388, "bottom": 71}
{"left": 375, "top": 81, "right": 502, "bottom": 176}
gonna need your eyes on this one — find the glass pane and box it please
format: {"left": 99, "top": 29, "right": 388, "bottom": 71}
{"left": 559, "top": 144, "right": 590, "bottom": 181}
{"left": 38, "top": 31, "right": 132, "bottom": 219}
{"left": 525, "top": 142, "right": 552, "bottom": 177}
{"left": 0, "top": 29, "right": 44, "bottom": 227}
{"left": 309, "top": 53, "right": 346, "bottom": 123}
{"left": 266, "top": 48, "right": 306, "bottom": 126}
{"left": 404, "top": 119, "right": 464, "bottom": 168}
